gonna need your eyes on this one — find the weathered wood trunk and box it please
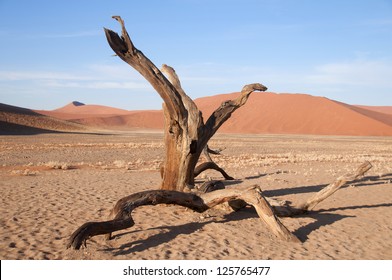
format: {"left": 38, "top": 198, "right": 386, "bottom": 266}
{"left": 161, "top": 121, "right": 203, "bottom": 189}
{"left": 160, "top": 100, "right": 204, "bottom": 189}
{"left": 104, "top": 16, "right": 267, "bottom": 191}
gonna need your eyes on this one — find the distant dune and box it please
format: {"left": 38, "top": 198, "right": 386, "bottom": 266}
{"left": 70, "top": 110, "right": 164, "bottom": 130}
{"left": 193, "top": 92, "right": 392, "bottom": 136}
{"left": 36, "top": 101, "right": 163, "bottom": 130}
{"left": 0, "top": 103, "right": 87, "bottom": 135}
{"left": 355, "top": 105, "right": 392, "bottom": 115}
{"left": 2, "top": 92, "right": 392, "bottom": 135}
{"left": 36, "top": 101, "right": 133, "bottom": 121}
{"left": 53, "top": 101, "right": 132, "bottom": 115}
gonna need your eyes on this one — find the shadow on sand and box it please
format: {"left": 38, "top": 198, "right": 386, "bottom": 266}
{"left": 0, "top": 121, "right": 111, "bottom": 136}
{"left": 101, "top": 207, "right": 258, "bottom": 256}
{"left": 100, "top": 198, "right": 392, "bottom": 256}
{"left": 101, "top": 173, "right": 392, "bottom": 255}
{"left": 263, "top": 173, "right": 392, "bottom": 197}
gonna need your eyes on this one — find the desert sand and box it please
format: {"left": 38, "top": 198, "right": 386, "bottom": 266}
{"left": 1, "top": 131, "right": 392, "bottom": 260}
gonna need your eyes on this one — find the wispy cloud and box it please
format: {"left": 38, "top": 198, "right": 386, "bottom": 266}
{"left": 0, "top": 64, "right": 150, "bottom": 91}
{"left": 0, "top": 29, "right": 102, "bottom": 41}
{"left": 0, "top": 63, "right": 158, "bottom": 109}
{"left": 175, "top": 58, "right": 392, "bottom": 105}
{"left": 42, "top": 80, "right": 149, "bottom": 90}
{"left": 306, "top": 59, "right": 392, "bottom": 88}
{"left": 1, "top": 58, "right": 391, "bottom": 108}
{"left": 0, "top": 71, "right": 94, "bottom": 81}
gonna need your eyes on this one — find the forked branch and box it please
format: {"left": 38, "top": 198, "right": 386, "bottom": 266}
{"left": 104, "top": 16, "right": 186, "bottom": 119}
{"left": 204, "top": 83, "right": 268, "bottom": 139}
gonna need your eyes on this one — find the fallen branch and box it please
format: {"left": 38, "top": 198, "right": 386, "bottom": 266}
{"left": 299, "top": 160, "right": 372, "bottom": 211}
{"left": 67, "top": 185, "right": 299, "bottom": 249}
{"left": 67, "top": 161, "right": 372, "bottom": 250}
{"left": 267, "top": 161, "right": 373, "bottom": 216}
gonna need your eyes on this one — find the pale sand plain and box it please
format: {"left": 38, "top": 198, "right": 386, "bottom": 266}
{"left": 1, "top": 132, "right": 391, "bottom": 260}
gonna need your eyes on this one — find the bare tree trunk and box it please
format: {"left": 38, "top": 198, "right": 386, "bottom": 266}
{"left": 160, "top": 103, "right": 202, "bottom": 189}
{"left": 104, "top": 16, "right": 267, "bottom": 191}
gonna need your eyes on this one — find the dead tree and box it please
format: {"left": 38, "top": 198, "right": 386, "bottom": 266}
{"left": 67, "top": 16, "right": 374, "bottom": 250}
{"left": 104, "top": 16, "right": 266, "bottom": 191}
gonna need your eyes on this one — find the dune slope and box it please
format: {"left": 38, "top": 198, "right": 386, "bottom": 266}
{"left": 194, "top": 92, "right": 392, "bottom": 136}
{"left": 0, "top": 103, "right": 87, "bottom": 134}
{"left": 7, "top": 93, "right": 392, "bottom": 136}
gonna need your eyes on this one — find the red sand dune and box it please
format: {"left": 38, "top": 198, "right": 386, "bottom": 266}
{"left": 71, "top": 110, "right": 164, "bottom": 130}
{"left": 194, "top": 92, "right": 392, "bottom": 136}
{"left": 36, "top": 101, "right": 163, "bottom": 130}
{"left": 36, "top": 101, "right": 133, "bottom": 121}
{"left": 54, "top": 101, "right": 132, "bottom": 115}
{"left": 0, "top": 103, "right": 87, "bottom": 134}
{"left": 355, "top": 105, "right": 392, "bottom": 115}
{"left": 31, "top": 93, "right": 392, "bottom": 136}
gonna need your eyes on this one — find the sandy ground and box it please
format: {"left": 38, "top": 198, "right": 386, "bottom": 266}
{"left": 1, "top": 131, "right": 391, "bottom": 260}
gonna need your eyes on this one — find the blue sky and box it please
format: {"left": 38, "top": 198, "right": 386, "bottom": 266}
{"left": 0, "top": 0, "right": 391, "bottom": 110}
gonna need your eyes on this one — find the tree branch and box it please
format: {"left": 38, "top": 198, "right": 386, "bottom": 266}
{"left": 207, "top": 145, "right": 225, "bottom": 155}
{"left": 299, "top": 161, "right": 372, "bottom": 211}
{"left": 194, "top": 161, "right": 235, "bottom": 180}
{"left": 67, "top": 161, "right": 372, "bottom": 250}
{"left": 160, "top": 64, "right": 204, "bottom": 137}
{"left": 194, "top": 145, "right": 233, "bottom": 179}
{"left": 104, "top": 16, "right": 186, "bottom": 119}
{"left": 203, "top": 145, "right": 214, "bottom": 162}
{"left": 204, "top": 83, "right": 267, "bottom": 138}
{"left": 267, "top": 161, "right": 374, "bottom": 217}
{"left": 67, "top": 185, "right": 299, "bottom": 249}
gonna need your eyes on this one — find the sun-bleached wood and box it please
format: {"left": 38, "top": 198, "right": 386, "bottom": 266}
{"left": 266, "top": 161, "right": 373, "bottom": 216}
{"left": 300, "top": 160, "right": 372, "bottom": 211}
{"left": 67, "top": 185, "right": 299, "bottom": 249}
